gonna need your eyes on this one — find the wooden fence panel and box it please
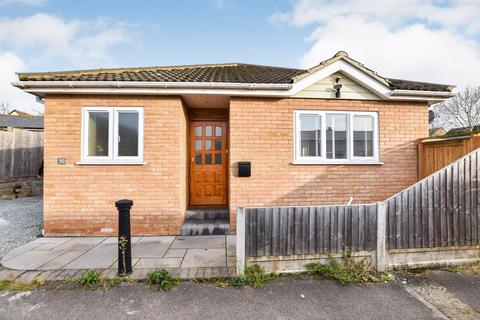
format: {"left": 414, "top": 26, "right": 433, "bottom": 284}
{"left": 245, "top": 204, "right": 378, "bottom": 257}
{"left": 387, "top": 148, "right": 480, "bottom": 249}
{"left": 0, "top": 128, "right": 44, "bottom": 182}
{"left": 418, "top": 134, "right": 480, "bottom": 178}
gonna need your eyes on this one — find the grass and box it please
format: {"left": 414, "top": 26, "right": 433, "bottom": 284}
{"left": 244, "top": 264, "right": 277, "bottom": 288}
{"left": 306, "top": 251, "right": 393, "bottom": 285}
{"left": 442, "top": 261, "right": 480, "bottom": 276}
{"left": 0, "top": 277, "right": 45, "bottom": 291}
{"left": 145, "top": 268, "right": 181, "bottom": 291}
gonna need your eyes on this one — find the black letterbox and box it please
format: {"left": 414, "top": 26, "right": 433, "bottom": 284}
{"left": 238, "top": 161, "right": 251, "bottom": 177}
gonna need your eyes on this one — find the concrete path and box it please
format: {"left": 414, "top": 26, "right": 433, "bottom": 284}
{"left": 0, "top": 279, "right": 445, "bottom": 320}
{"left": 0, "top": 235, "right": 236, "bottom": 280}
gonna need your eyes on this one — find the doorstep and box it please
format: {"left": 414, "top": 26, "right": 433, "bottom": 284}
{"left": 0, "top": 235, "right": 236, "bottom": 281}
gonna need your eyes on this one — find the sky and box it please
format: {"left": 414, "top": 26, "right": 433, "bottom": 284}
{"left": 0, "top": 0, "right": 479, "bottom": 114}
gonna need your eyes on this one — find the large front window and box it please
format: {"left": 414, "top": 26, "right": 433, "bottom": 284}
{"left": 295, "top": 110, "right": 379, "bottom": 164}
{"left": 82, "top": 107, "right": 144, "bottom": 163}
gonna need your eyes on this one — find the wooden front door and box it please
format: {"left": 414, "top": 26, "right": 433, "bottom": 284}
{"left": 190, "top": 121, "right": 227, "bottom": 206}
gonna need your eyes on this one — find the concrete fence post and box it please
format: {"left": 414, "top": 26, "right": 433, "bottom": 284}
{"left": 376, "top": 201, "right": 387, "bottom": 272}
{"left": 236, "top": 207, "right": 246, "bottom": 275}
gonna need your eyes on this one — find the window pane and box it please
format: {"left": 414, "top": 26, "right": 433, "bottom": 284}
{"left": 215, "top": 126, "right": 222, "bottom": 137}
{"left": 326, "top": 114, "right": 347, "bottom": 159}
{"left": 88, "top": 112, "right": 109, "bottom": 157}
{"left": 215, "top": 140, "right": 222, "bottom": 150}
{"left": 205, "top": 126, "right": 212, "bottom": 136}
{"left": 195, "top": 126, "right": 202, "bottom": 137}
{"left": 215, "top": 153, "right": 222, "bottom": 164}
{"left": 205, "top": 140, "right": 212, "bottom": 150}
{"left": 300, "top": 114, "right": 321, "bottom": 157}
{"left": 118, "top": 112, "right": 139, "bottom": 157}
{"left": 205, "top": 154, "right": 212, "bottom": 164}
{"left": 195, "top": 154, "right": 202, "bottom": 164}
{"left": 353, "top": 116, "right": 374, "bottom": 157}
{"left": 195, "top": 140, "right": 202, "bottom": 151}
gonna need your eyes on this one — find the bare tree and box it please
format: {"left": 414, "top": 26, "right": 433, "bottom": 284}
{"left": 0, "top": 102, "right": 11, "bottom": 114}
{"left": 432, "top": 86, "right": 480, "bottom": 132}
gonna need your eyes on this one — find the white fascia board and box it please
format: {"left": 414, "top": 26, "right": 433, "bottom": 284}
{"left": 287, "top": 60, "right": 392, "bottom": 99}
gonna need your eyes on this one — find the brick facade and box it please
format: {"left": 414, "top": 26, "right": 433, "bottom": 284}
{"left": 228, "top": 97, "right": 429, "bottom": 232}
{"left": 43, "top": 95, "right": 188, "bottom": 236}
{"left": 43, "top": 94, "right": 428, "bottom": 236}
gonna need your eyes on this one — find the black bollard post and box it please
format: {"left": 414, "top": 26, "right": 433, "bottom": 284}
{"left": 116, "top": 199, "right": 133, "bottom": 276}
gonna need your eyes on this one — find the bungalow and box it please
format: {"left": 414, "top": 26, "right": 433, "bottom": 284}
{"left": 14, "top": 51, "right": 454, "bottom": 236}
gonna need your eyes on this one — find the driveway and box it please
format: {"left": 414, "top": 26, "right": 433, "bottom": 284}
{"left": 0, "top": 196, "right": 43, "bottom": 259}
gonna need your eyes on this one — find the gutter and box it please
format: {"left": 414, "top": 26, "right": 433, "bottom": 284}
{"left": 390, "top": 89, "right": 454, "bottom": 98}
{"left": 13, "top": 80, "right": 292, "bottom": 91}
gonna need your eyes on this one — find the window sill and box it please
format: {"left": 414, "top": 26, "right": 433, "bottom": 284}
{"left": 292, "top": 160, "right": 384, "bottom": 165}
{"left": 76, "top": 161, "right": 146, "bottom": 166}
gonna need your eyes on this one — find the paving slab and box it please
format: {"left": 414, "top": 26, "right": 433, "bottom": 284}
{"left": 181, "top": 248, "right": 226, "bottom": 268}
{"left": 17, "top": 270, "right": 43, "bottom": 282}
{"left": 30, "top": 237, "right": 72, "bottom": 245}
{"left": 2, "top": 249, "right": 65, "bottom": 270}
{"left": 171, "top": 236, "right": 225, "bottom": 249}
{"left": 132, "top": 236, "right": 175, "bottom": 258}
{"left": 53, "top": 237, "right": 106, "bottom": 251}
{"left": 135, "top": 257, "right": 182, "bottom": 268}
{"left": 39, "top": 250, "right": 85, "bottom": 270}
{"left": 102, "top": 237, "right": 143, "bottom": 244}
{"left": 64, "top": 242, "right": 117, "bottom": 269}
{"left": 164, "top": 249, "right": 187, "bottom": 258}
{"left": 1, "top": 243, "right": 42, "bottom": 262}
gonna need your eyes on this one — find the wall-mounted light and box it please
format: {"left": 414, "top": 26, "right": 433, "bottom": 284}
{"left": 334, "top": 77, "right": 342, "bottom": 98}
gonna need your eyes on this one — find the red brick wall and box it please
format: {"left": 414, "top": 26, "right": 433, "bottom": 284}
{"left": 43, "top": 95, "right": 188, "bottom": 236}
{"left": 228, "top": 97, "right": 429, "bottom": 232}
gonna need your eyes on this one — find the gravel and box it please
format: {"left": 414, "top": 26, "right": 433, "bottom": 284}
{"left": 0, "top": 196, "right": 43, "bottom": 259}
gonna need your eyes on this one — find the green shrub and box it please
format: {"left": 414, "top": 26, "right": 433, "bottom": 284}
{"left": 145, "top": 268, "right": 181, "bottom": 291}
{"left": 244, "top": 264, "right": 277, "bottom": 288}
{"left": 306, "top": 251, "right": 392, "bottom": 285}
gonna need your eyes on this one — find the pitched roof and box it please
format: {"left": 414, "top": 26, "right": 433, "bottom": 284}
{"left": 8, "top": 109, "right": 32, "bottom": 116}
{"left": 0, "top": 115, "right": 44, "bottom": 129}
{"left": 16, "top": 52, "right": 453, "bottom": 93}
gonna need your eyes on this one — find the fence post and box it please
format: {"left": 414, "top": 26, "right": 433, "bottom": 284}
{"left": 376, "top": 201, "right": 386, "bottom": 272}
{"left": 236, "top": 207, "right": 246, "bottom": 275}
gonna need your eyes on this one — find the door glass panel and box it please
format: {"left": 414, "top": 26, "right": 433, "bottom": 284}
{"left": 195, "top": 126, "right": 202, "bottom": 137}
{"left": 205, "top": 126, "right": 212, "bottom": 136}
{"left": 205, "top": 140, "right": 212, "bottom": 150}
{"left": 195, "top": 154, "right": 202, "bottom": 164}
{"left": 215, "top": 126, "right": 222, "bottom": 137}
{"left": 195, "top": 140, "right": 202, "bottom": 151}
{"left": 215, "top": 153, "right": 222, "bottom": 164}
{"left": 88, "top": 111, "right": 109, "bottom": 157}
{"left": 215, "top": 140, "right": 222, "bottom": 150}
{"left": 205, "top": 154, "right": 212, "bottom": 164}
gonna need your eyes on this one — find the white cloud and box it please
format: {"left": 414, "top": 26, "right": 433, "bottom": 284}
{"left": 0, "top": 13, "right": 134, "bottom": 112}
{"left": 0, "top": 0, "right": 45, "bottom": 6}
{"left": 0, "top": 13, "right": 132, "bottom": 67}
{"left": 0, "top": 52, "right": 40, "bottom": 114}
{"left": 270, "top": 0, "right": 480, "bottom": 89}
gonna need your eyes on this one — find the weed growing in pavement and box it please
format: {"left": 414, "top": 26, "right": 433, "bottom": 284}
{"left": 0, "top": 277, "right": 45, "bottom": 291}
{"left": 306, "top": 251, "right": 393, "bottom": 285}
{"left": 145, "top": 268, "right": 181, "bottom": 291}
{"left": 244, "top": 264, "right": 277, "bottom": 288}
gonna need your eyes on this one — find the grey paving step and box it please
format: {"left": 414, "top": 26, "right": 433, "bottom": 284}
{"left": 185, "top": 208, "right": 229, "bottom": 220}
{"left": 180, "top": 219, "right": 230, "bottom": 236}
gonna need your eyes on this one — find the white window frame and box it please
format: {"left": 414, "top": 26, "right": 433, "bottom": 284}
{"left": 81, "top": 107, "right": 144, "bottom": 164}
{"left": 294, "top": 110, "right": 379, "bottom": 165}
